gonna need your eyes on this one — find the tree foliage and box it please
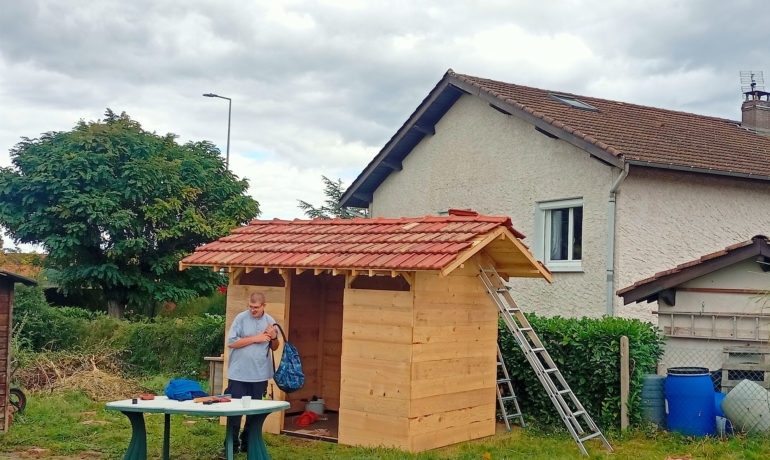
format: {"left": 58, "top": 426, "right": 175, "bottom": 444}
{"left": 298, "top": 175, "right": 368, "bottom": 219}
{"left": 0, "top": 110, "right": 260, "bottom": 315}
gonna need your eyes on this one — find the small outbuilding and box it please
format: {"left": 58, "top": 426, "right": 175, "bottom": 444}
{"left": 618, "top": 235, "right": 770, "bottom": 391}
{"left": 0, "top": 270, "right": 36, "bottom": 431}
{"left": 181, "top": 211, "right": 550, "bottom": 452}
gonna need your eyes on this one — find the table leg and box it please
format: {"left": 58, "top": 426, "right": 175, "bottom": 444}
{"left": 163, "top": 413, "right": 170, "bottom": 460}
{"left": 120, "top": 411, "right": 147, "bottom": 460}
{"left": 225, "top": 423, "right": 235, "bottom": 460}
{"left": 246, "top": 414, "right": 270, "bottom": 460}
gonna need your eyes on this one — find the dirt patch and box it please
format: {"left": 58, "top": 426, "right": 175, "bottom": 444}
{"left": 3, "top": 447, "right": 104, "bottom": 459}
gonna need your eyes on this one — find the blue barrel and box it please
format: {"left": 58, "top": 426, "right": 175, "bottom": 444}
{"left": 666, "top": 367, "right": 715, "bottom": 436}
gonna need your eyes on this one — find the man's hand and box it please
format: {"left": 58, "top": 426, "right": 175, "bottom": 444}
{"left": 265, "top": 324, "right": 278, "bottom": 340}
{"left": 252, "top": 331, "right": 273, "bottom": 343}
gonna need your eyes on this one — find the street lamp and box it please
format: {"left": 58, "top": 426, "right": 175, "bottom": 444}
{"left": 202, "top": 93, "right": 232, "bottom": 170}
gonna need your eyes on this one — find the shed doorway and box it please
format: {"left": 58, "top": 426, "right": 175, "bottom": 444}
{"left": 281, "top": 272, "right": 344, "bottom": 441}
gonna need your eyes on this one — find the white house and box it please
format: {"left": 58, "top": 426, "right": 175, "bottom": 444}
{"left": 340, "top": 70, "right": 770, "bottom": 320}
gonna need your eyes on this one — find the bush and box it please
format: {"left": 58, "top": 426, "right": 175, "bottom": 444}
{"left": 499, "top": 314, "right": 664, "bottom": 430}
{"left": 161, "top": 292, "right": 226, "bottom": 318}
{"left": 14, "top": 285, "right": 98, "bottom": 350}
{"left": 117, "top": 314, "right": 225, "bottom": 378}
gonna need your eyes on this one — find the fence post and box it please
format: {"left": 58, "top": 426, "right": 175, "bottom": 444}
{"left": 620, "top": 335, "right": 629, "bottom": 430}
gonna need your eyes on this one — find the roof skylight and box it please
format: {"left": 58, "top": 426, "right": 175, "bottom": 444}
{"left": 547, "top": 93, "right": 599, "bottom": 112}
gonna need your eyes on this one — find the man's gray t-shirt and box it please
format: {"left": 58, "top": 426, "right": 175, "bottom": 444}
{"left": 227, "top": 310, "right": 276, "bottom": 382}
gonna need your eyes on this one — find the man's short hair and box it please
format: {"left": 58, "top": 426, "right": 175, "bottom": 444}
{"left": 249, "top": 292, "right": 266, "bottom": 305}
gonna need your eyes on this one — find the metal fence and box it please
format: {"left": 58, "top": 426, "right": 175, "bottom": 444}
{"left": 654, "top": 340, "right": 770, "bottom": 435}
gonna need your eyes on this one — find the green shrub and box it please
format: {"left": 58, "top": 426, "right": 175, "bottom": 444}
{"left": 118, "top": 314, "right": 225, "bottom": 378}
{"left": 499, "top": 314, "right": 664, "bottom": 430}
{"left": 13, "top": 285, "right": 98, "bottom": 351}
{"left": 161, "top": 292, "right": 226, "bottom": 318}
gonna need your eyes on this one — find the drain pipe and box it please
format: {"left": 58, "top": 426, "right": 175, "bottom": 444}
{"left": 606, "top": 163, "right": 629, "bottom": 317}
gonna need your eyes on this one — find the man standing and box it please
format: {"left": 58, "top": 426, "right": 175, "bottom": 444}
{"left": 225, "top": 291, "right": 279, "bottom": 453}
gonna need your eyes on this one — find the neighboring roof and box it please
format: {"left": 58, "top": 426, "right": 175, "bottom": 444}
{"left": 617, "top": 235, "right": 770, "bottom": 305}
{"left": 180, "top": 211, "right": 551, "bottom": 281}
{"left": 0, "top": 270, "right": 37, "bottom": 286}
{"left": 341, "top": 69, "right": 770, "bottom": 208}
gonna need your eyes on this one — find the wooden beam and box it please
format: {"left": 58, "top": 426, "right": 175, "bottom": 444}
{"left": 620, "top": 335, "right": 629, "bottom": 430}
{"left": 178, "top": 262, "right": 188, "bottom": 271}
{"left": 278, "top": 268, "right": 289, "bottom": 284}
{"left": 412, "top": 124, "right": 435, "bottom": 135}
{"left": 391, "top": 270, "right": 397, "bottom": 278}
{"left": 440, "top": 227, "right": 506, "bottom": 277}
{"left": 212, "top": 265, "right": 221, "bottom": 273}
{"left": 314, "top": 268, "right": 324, "bottom": 275}
{"left": 381, "top": 159, "right": 402, "bottom": 171}
{"left": 368, "top": 269, "right": 375, "bottom": 277}
{"left": 351, "top": 269, "right": 359, "bottom": 277}
{"left": 229, "top": 267, "right": 244, "bottom": 285}
{"left": 245, "top": 267, "right": 255, "bottom": 274}
{"left": 295, "top": 268, "right": 306, "bottom": 275}
{"left": 264, "top": 267, "right": 273, "bottom": 274}
{"left": 659, "top": 288, "right": 676, "bottom": 306}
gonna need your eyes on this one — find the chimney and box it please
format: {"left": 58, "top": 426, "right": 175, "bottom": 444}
{"left": 742, "top": 90, "right": 770, "bottom": 133}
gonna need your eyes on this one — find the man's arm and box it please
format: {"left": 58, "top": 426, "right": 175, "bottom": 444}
{"left": 229, "top": 332, "right": 272, "bottom": 349}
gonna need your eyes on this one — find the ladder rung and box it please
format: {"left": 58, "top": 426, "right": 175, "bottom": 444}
{"left": 558, "top": 389, "right": 571, "bottom": 395}
{"left": 506, "top": 308, "right": 520, "bottom": 312}
{"left": 578, "top": 431, "right": 602, "bottom": 443}
{"left": 531, "top": 347, "right": 545, "bottom": 353}
{"left": 519, "top": 327, "right": 532, "bottom": 332}
{"left": 544, "top": 368, "right": 558, "bottom": 373}
{"left": 505, "top": 413, "right": 522, "bottom": 419}
{"left": 496, "top": 378, "right": 510, "bottom": 384}
{"left": 572, "top": 410, "right": 586, "bottom": 417}
{"left": 501, "top": 396, "right": 517, "bottom": 401}
{"left": 496, "top": 288, "right": 509, "bottom": 293}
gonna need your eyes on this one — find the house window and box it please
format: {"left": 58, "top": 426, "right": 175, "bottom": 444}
{"left": 535, "top": 198, "right": 583, "bottom": 272}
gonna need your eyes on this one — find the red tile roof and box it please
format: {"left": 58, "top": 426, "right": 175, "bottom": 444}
{"left": 181, "top": 212, "right": 529, "bottom": 272}
{"left": 453, "top": 71, "right": 770, "bottom": 178}
{"left": 617, "top": 235, "right": 770, "bottom": 304}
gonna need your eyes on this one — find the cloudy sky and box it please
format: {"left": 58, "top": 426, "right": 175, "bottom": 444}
{"left": 1, "top": 0, "right": 768, "bottom": 249}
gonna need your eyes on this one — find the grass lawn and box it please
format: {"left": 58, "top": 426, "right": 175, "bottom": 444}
{"left": 2, "top": 390, "right": 770, "bottom": 459}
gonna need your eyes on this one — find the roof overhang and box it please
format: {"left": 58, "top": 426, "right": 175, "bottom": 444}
{"left": 618, "top": 236, "right": 770, "bottom": 305}
{"left": 0, "top": 270, "right": 37, "bottom": 286}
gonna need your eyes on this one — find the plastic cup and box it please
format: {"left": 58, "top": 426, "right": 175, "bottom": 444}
{"left": 242, "top": 396, "right": 251, "bottom": 407}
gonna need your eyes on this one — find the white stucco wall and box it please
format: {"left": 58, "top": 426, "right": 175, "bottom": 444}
{"left": 615, "top": 167, "right": 770, "bottom": 321}
{"left": 370, "top": 94, "right": 617, "bottom": 318}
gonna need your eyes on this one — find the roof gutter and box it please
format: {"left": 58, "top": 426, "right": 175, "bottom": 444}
{"left": 606, "top": 162, "right": 629, "bottom": 317}
{"left": 625, "top": 160, "right": 770, "bottom": 182}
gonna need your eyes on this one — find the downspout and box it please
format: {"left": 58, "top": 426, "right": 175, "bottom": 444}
{"left": 606, "top": 163, "right": 629, "bottom": 316}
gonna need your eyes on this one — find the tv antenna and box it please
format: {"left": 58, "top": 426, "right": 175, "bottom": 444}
{"left": 740, "top": 70, "right": 767, "bottom": 100}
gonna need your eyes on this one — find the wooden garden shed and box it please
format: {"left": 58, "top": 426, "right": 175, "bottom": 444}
{"left": 180, "top": 211, "right": 550, "bottom": 452}
{"left": 0, "top": 270, "right": 36, "bottom": 432}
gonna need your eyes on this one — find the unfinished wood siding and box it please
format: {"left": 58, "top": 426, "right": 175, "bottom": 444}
{"left": 409, "top": 262, "right": 497, "bottom": 451}
{"left": 338, "top": 287, "right": 414, "bottom": 450}
{"left": 224, "top": 281, "right": 288, "bottom": 434}
{"left": 0, "top": 282, "right": 11, "bottom": 432}
{"left": 287, "top": 273, "right": 322, "bottom": 412}
{"left": 321, "top": 277, "right": 343, "bottom": 411}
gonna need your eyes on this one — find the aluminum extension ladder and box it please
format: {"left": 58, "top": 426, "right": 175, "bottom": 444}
{"left": 496, "top": 343, "right": 525, "bottom": 430}
{"left": 478, "top": 259, "right": 613, "bottom": 456}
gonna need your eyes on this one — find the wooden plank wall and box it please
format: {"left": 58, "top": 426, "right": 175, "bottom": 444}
{"left": 224, "top": 281, "right": 288, "bottom": 434}
{"left": 0, "top": 282, "right": 10, "bottom": 432}
{"left": 408, "top": 261, "right": 497, "bottom": 452}
{"left": 287, "top": 273, "right": 322, "bottom": 411}
{"left": 338, "top": 287, "right": 415, "bottom": 450}
{"left": 321, "top": 276, "right": 344, "bottom": 411}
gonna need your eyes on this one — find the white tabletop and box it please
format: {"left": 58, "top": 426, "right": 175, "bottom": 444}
{"left": 106, "top": 396, "right": 289, "bottom": 416}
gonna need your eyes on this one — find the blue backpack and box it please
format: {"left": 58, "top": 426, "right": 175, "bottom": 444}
{"left": 271, "top": 324, "right": 305, "bottom": 393}
{"left": 165, "top": 378, "right": 209, "bottom": 401}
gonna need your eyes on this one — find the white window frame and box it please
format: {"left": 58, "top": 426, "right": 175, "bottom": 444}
{"left": 534, "top": 198, "right": 583, "bottom": 272}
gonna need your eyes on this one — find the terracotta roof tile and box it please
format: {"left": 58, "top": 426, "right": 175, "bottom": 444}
{"left": 453, "top": 72, "right": 770, "bottom": 178}
{"left": 182, "top": 214, "right": 526, "bottom": 271}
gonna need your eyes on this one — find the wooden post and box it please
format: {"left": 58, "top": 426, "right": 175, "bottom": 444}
{"left": 620, "top": 335, "right": 629, "bottom": 430}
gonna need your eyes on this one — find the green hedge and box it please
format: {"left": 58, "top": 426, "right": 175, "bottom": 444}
{"left": 13, "top": 285, "right": 225, "bottom": 379}
{"left": 499, "top": 314, "right": 664, "bottom": 429}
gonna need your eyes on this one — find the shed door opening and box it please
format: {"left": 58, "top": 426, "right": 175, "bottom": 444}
{"left": 282, "top": 271, "right": 344, "bottom": 441}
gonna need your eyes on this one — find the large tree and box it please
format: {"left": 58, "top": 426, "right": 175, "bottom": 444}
{"left": 0, "top": 110, "right": 259, "bottom": 316}
{"left": 298, "top": 176, "right": 368, "bottom": 219}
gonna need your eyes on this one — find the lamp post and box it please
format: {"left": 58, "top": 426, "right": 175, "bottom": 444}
{"left": 202, "top": 93, "right": 232, "bottom": 170}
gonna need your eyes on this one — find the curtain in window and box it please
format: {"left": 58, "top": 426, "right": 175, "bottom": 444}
{"left": 550, "top": 208, "right": 569, "bottom": 260}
